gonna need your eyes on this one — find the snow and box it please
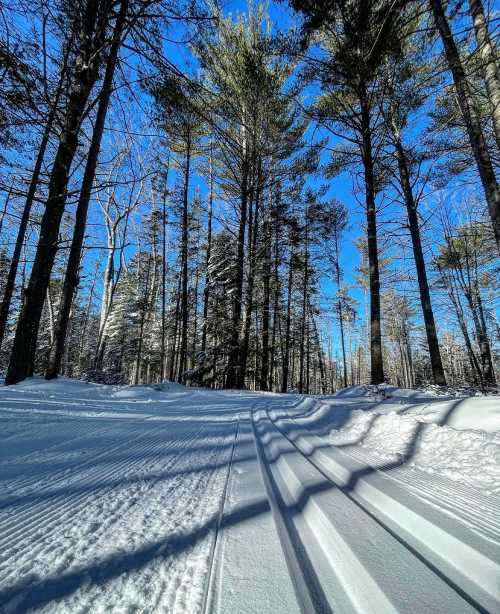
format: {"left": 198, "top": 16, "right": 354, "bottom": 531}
{"left": 0, "top": 379, "right": 499, "bottom": 612}
{"left": 313, "top": 394, "right": 500, "bottom": 495}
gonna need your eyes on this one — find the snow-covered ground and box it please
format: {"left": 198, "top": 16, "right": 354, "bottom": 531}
{"left": 0, "top": 378, "right": 499, "bottom": 613}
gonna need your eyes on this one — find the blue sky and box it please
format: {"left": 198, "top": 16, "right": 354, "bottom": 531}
{"left": 5, "top": 0, "right": 496, "bottom": 363}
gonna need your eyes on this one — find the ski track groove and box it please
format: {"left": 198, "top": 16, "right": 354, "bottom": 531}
{"left": 289, "top": 403, "right": 500, "bottom": 541}
{"left": 264, "top": 404, "right": 492, "bottom": 614}
{"left": 2, "top": 391, "right": 497, "bottom": 613}
{"left": 251, "top": 407, "right": 330, "bottom": 614}
{"left": 320, "top": 437, "right": 500, "bottom": 542}
{"left": 166, "top": 436, "right": 231, "bottom": 614}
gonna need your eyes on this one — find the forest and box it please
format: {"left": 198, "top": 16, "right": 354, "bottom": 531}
{"left": 0, "top": 0, "right": 498, "bottom": 393}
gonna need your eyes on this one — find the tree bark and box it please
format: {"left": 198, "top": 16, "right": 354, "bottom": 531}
{"left": 298, "top": 212, "right": 309, "bottom": 393}
{"left": 393, "top": 133, "right": 447, "bottom": 385}
{"left": 0, "top": 54, "right": 69, "bottom": 350}
{"left": 281, "top": 240, "right": 294, "bottom": 393}
{"left": 260, "top": 210, "right": 271, "bottom": 390}
{"left": 46, "top": 0, "right": 128, "bottom": 379}
{"left": 360, "top": 90, "right": 384, "bottom": 384}
{"left": 160, "top": 163, "right": 170, "bottom": 380}
{"left": 178, "top": 135, "right": 191, "bottom": 380}
{"left": 269, "top": 211, "right": 281, "bottom": 391}
{"left": 469, "top": 0, "right": 500, "bottom": 151}
{"left": 201, "top": 148, "right": 214, "bottom": 354}
{"left": 239, "top": 165, "right": 260, "bottom": 389}
{"left": 225, "top": 156, "right": 249, "bottom": 389}
{"left": 333, "top": 226, "right": 348, "bottom": 388}
{"left": 430, "top": 0, "right": 500, "bottom": 252}
{"left": 78, "top": 259, "right": 99, "bottom": 372}
{"left": 6, "top": 0, "right": 110, "bottom": 385}
{"left": 134, "top": 252, "right": 152, "bottom": 385}
{"left": 168, "top": 274, "right": 181, "bottom": 381}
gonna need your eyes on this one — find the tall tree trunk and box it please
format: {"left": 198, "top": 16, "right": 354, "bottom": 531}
{"left": 260, "top": 210, "right": 271, "bottom": 390}
{"left": 474, "top": 284, "right": 496, "bottom": 385}
{"left": 305, "top": 314, "right": 311, "bottom": 394}
{"left": 160, "top": 162, "right": 170, "bottom": 380}
{"left": 94, "top": 231, "right": 115, "bottom": 369}
{"left": 95, "top": 207, "right": 131, "bottom": 368}
{"left": 239, "top": 166, "right": 260, "bottom": 389}
{"left": 46, "top": 285, "right": 55, "bottom": 348}
{"left": 430, "top": 0, "right": 500, "bottom": 252}
{"left": 462, "top": 282, "right": 496, "bottom": 386}
{"left": 0, "top": 60, "right": 68, "bottom": 350}
{"left": 333, "top": 227, "right": 348, "bottom": 388}
{"left": 445, "top": 231, "right": 497, "bottom": 386}
{"left": 225, "top": 157, "right": 249, "bottom": 389}
{"left": 310, "top": 300, "right": 326, "bottom": 394}
{"left": 437, "top": 262, "right": 482, "bottom": 383}
{"left": 393, "top": 132, "right": 447, "bottom": 385}
{"left": 169, "top": 273, "right": 182, "bottom": 381}
{"left": 298, "top": 214, "right": 309, "bottom": 393}
{"left": 178, "top": 136, "right": 191, "bottom": 381}
{"left": 269, "top": 213, "right": 281, "bottom": 391}
{"left": 201, "top": 148, "right": 214, "bottom": 354}
{"left": 360, "top": 90, "right": 384, "bottom": 384}
{"left": 469, "top": 0, "right": 500, "bottom": 151}
{"left": 281, "top": 241, "right": 294, "bottom": 393}
{"left": 6, "top": 0, "right": 109, "bottom": 385}
{"left": 46, "top": 0, "right": 128, "bottom": 379}
{"left": 191, "top": 253, "right": 200, "bottom": 369}
{"left": 78, "top": 259, "right": 99, "bottom": 372}
{"left": 134, "top": 253, "right": 152, "bottom": 385}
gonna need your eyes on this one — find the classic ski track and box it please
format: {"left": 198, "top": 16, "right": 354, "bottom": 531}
{"left": 200, "top": 415, "right": 241, "bottom": 614}
{"left": 339, "top": 446, "right": 500, "bottom": 542}
{"left": 162, "top": 421, "right": 239, "bottom": 614}
{"left": 265, "top": 405, "right": 492, "bottom": 614}
{"left": 0, "top": 424, "right": 204, "bottom": 568}
{"left": 251, "top": 407, "right": 333, "bottom": 614}
{"left": 284, "top": 400, "right": 500, "bottom": 539}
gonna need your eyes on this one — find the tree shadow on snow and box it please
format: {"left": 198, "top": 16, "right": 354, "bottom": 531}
{"left": 0, "top": 458, "right": 337, "bottom": 613}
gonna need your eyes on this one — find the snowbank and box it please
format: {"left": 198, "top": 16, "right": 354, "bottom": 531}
{"left": 322, "top": 393, "right": 500, "bottom": 496}
{"left": 0, "top": 376, "right": 187, "bottom": 400}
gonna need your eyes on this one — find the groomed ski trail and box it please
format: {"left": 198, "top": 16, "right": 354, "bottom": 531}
{"left": 1, "top": 384, "right": 499, "bottom": 613}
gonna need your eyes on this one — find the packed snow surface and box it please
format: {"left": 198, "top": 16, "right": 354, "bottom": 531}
{"left": 0, "top": 378, "right": 499, "bottom": 613}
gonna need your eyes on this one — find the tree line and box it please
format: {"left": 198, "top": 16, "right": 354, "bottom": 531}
{"left": 0, "top": 0, "right": 498, "bottom": 392}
